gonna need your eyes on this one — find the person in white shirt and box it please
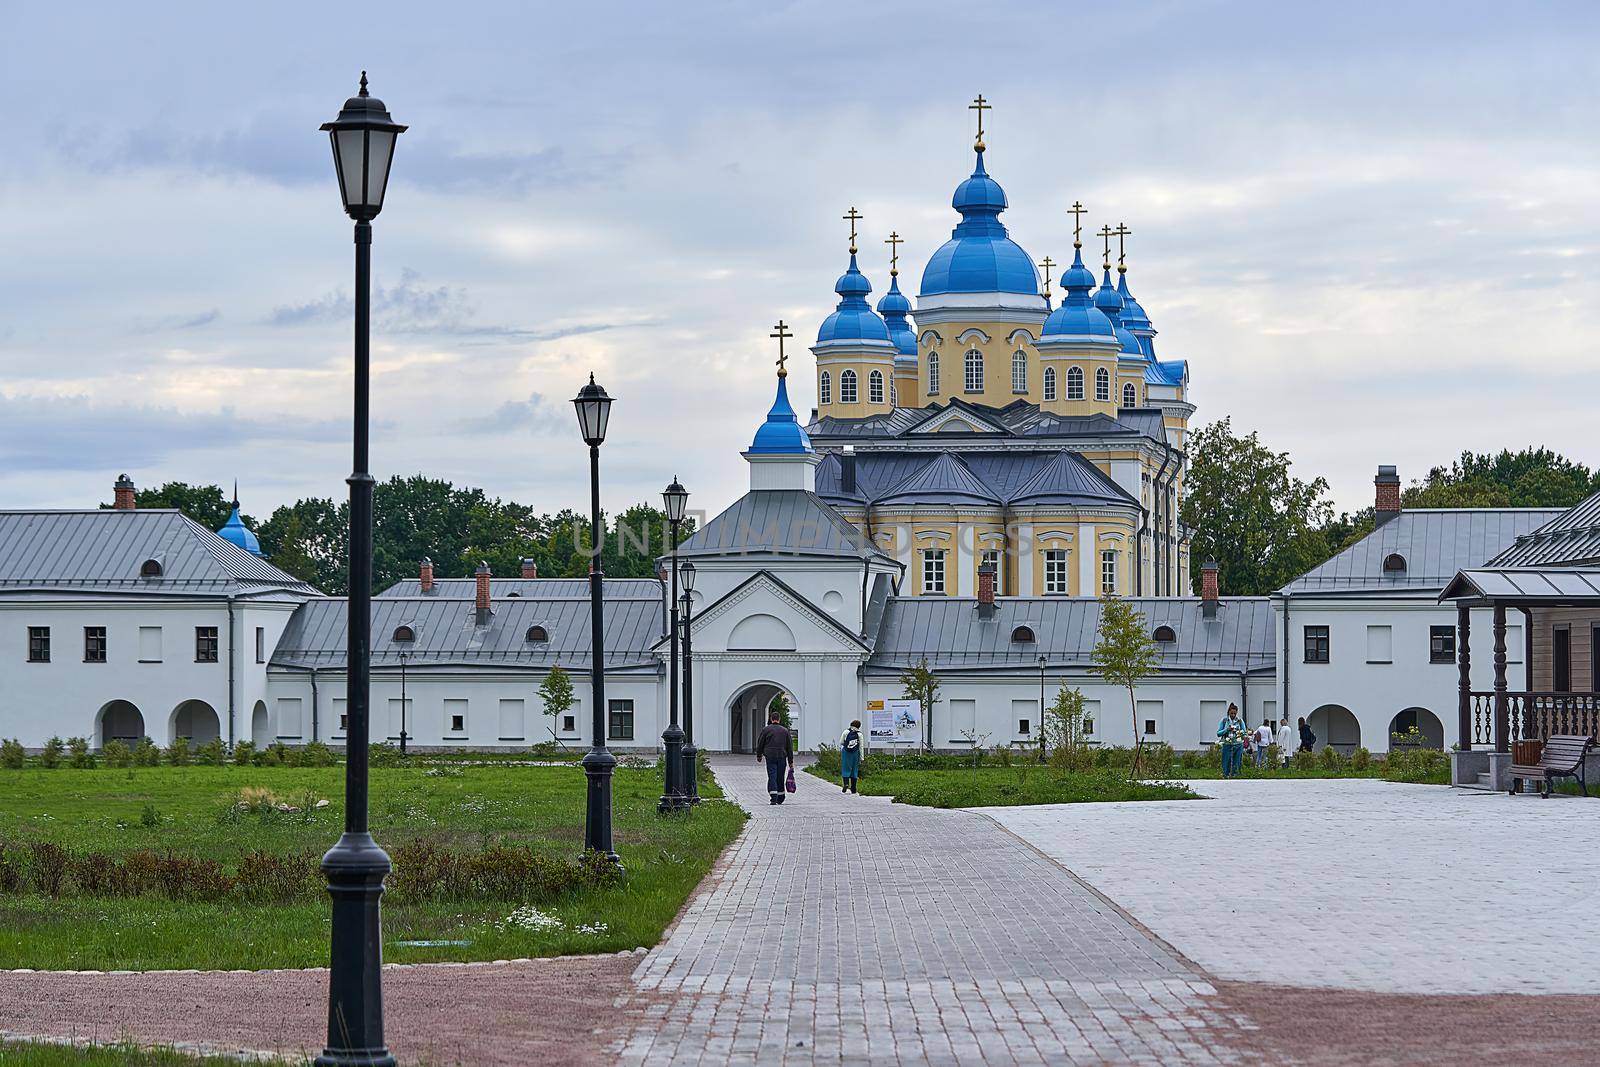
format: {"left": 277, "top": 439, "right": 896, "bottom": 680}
{"left": 1275, "top": 718, "right": 1295, "bottom": 768}
{"left": 1252, "top": 721, "right": 1274, "bottom": 768}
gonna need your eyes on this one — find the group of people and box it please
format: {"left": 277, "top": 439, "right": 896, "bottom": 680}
{"left": 754, "top": 711, "right": 864, "bottom": 804}
{"left": 1216, "top": 704, "right": 1316, "bottom": 778}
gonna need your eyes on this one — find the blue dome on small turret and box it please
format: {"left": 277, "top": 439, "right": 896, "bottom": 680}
{"left": 1095, "top": 267, "right": 1140, "bottom": 354}
{"left": 1117, "top": 269, "right": 1157, "bottom": 357}
{"left": 816, "top": 254, "right": 892, "bottom": 345}
{"left": 217, "top": 502, "right": 262, "bottom": 556}
{"left": 919, "top": 149, "right": 1040, "bottom": 298}
{"left": 1040, "top": 248, "right": 1117, "bottom": 341}
{"left": 877, "top": 274, "right": 917, "bottom": 357}
{"left": 748, "top": 374, "right": 813, "bottom": 455}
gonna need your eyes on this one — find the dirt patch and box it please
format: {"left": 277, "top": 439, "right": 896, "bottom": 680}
{"left": 0, "top": 953, "right": 641, "bottom": 1066}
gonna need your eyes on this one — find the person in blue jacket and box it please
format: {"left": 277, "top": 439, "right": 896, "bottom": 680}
{"left": 1217, "top": 703, "right": 1247, "bottom": 778}
{"left": 838, "top": 719, "right": 863, "bottom": 794}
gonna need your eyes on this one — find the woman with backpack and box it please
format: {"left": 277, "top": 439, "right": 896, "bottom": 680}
{"left": 838, "top": 719, "right": 863, "bottom": 794}
{"left": 1298, "top": 716, "right": 1316, "bottom": 753}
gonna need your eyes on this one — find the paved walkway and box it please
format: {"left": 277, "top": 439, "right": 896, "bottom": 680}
{"left": 615, "top": 758, "right": 1268, "bottom": 1065}
{"left": 982, "top": 778, "right": 1600, "bottom": 995}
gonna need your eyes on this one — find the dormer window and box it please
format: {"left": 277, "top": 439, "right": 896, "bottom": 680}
{"left": 1011, "top": 625, "right": 1036, "bottom": 644}
{"left": 1152, "top": 625, "right": 1177, "bottom": 643}
{"left": 139, "top": 558, "right": 163, "bottom": 578}
{"left": 526, "top": 625, "right": 549, "bottom": 643}
{"left": 507, "top": 592, "right": 522, "bottom": 598}
{"left": 392, "top": 625, "right": 415, "bottom": 642}
{"left": 1382, "top": 553, "right": 1407, "bottom": 574}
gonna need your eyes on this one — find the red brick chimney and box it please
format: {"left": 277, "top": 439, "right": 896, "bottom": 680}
{"left": 475, "top": 561, "right": 492, "bottom": 619}
{"left": 112, "top": 474, "right": 137, "bottom": 511}
{"left": 1374, "top": 465, "right": 1401, "bottom": 527}
{"left": 977, "top": 563, "right": 996, "bottom": 619}
{"left": 1201, "top": 560, "right": 1220, "bottom": 619}
{"left": 419, "top": 557, "right": 434, "bottom": 593}
{"left": 521, "top": 557, "right": 538, "bottom": 579}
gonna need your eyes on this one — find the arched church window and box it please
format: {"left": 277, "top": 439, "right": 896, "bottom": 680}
{"left": 927, "top": 352, "right": 940, "bottom": 395}
{"left": 1012, "top": 350, "right": 1027, "bottom": 393}
{"left": 840, "top": 369, "right": 858, "bottom": 404}
{"left": 964, "top": 349, "right": 983, "bottom": 393}
{"left": 869, "top": 369, "right": 884, "bottom": 405}
{"left": 1122, "top": 382, "right": 1137, "bottom": 408}
{"left": 1042, "top": 366, "right": 1057, "bottom": 401}
{"left": 1095, "top": 367, "right": 1111, "bottom": 402}
{"left": 819, "top": 370, "right": 831, "bottom": 405}
{"left": 1067, "top": 366, "right": 1084, "bottom": 400}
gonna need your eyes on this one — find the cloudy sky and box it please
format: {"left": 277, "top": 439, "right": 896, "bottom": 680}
{"left": 3, "top": 1, "right": 1598, "bottom": 524}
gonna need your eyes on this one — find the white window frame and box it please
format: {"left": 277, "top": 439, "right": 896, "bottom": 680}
{"left": 819, "top": 370, "right": 831, "bottom": 405}
{"left": 1095, "top": 367, "right": 1111, "bottom": 402}
{"left": 1122, "top": 382, "right": 1137, "bottom": 408}
{"left": 1042, "top": 366, "right": 1056, "bottom": 401}
{"left": 1067, "top": 366, "right": 1084, "bottom": 400}
{"left": 927, "top": 351, "right": 940, "bottom": 395}
{"left": 868, "top": 369, "right": 884, "bottom": 404}
{"left": 1044, "top": 549, "right": 1068, "bottom": 595}
{"left": 840, "top": 368, "right": 858, "bottom": 404}
{"left": 1011, "top": 350, "right": 1027, "bottom": 393}
{"left": 1101, "top": 549, "right": 1118, "bottom": 594}
{"left": 922, "top": 549, "right": 947, "bottom": 595}
{"left": 963, "top": 349, "right": 983, "bottom": 393}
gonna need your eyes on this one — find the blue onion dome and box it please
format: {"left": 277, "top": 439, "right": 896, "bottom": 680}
{"left": 216, "top": 502, "right": 263, "bottom": 556}
{"left": 877, "top": 273, "right": 918, "bottom": 357}
{"left": 1116, "top": 269, "right": 1152, "bottom": 332}
{"left": 919, "top": 149, "right": 1040, "bottom": 298}
{"left": 1040, "top": 247, "right": 1116, "bottom": 341}
{"left": 1095, "top": 267, "right": 1140, "bottom": 354}
{"left": 749, "top": 372, "right": 813, "bottom": 454}
{"left": 816, "top": 254, "right": 892, "bottom": 345}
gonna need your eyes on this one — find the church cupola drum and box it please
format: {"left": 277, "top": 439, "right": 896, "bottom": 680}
{"left": 813, "top": 207, "right": 897, "bottom": 420}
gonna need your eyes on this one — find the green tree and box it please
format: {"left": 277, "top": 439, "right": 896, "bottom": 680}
{"left": 102, "top": 482, "right": 242, "bottom": 530}
{"left": 257, "top": 497, "right": 347, "bottom": 591}
{"left": 1181, "top": 417, "right": 1335, "bottom": 596}
{"left": 536, "top": 665, "right": 575, "bottom": 747}
{"left": 898, "top": 658, "right": 942, "bottom": 751}
{"left": 1091, "top": 596, "right": 1161, "bottom": 778}
{"left": 1044, "top": 685, "right": 1090, "bottom": 769}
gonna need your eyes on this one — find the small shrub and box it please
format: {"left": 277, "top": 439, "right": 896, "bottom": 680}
{"left": 1178, "top": 748, "right": 1206, "bottom": 771}
{"left": 1141, "top": 742, "right": 1176, "bottom": 778}
{"left": 1351, "top": 747, "right": 1371, "bottom": 772}
{"left": 1292, "top": 749, "right": 1317, "bottom": 771}
{"left": 39, "top": 737, "right": 64, "bottom": 770}
{"left": 235, "top": 849, "right": 318, "bottom": 903}
{"left": 258, "top": 741, "right": 290, "bottom": 766}
{"left": 195, "top": 737, "right": 226, "bottom": 766}
{"left": 28, "top": 841, "right": 69, "bottom": 896}
{"left": 0, "top": 739, "right": 24, "bottom": 769}
{"left": 134, "top": 737, "right": 160, "bottom": 766}
{"left": 102, "top": 740, "right": 132, "bottom": 768}
{"left": 813, "top": 743, "right": 841, "bottom": 776}
{"left": 299, "top": 740, "right": 336, "bottom": 767}
{"left": 148, "top": 851, "right": 232, "bottom": 901}
{"left": 0, "top": 842, "right": 23, "bottom": 892}
{"left": 1382, "top": 747, "right": 1450, "bottom": 784}
{"left": 165, "top": 737, "right": 191, "bottom": 767}
{"left": 369, "top": 742, "right": 403, "bottom": 768}
{"left": 68, "top": 736, "right": 94, "bottom": 769}
{"left": 140, "top": 802, "right": 163, "bottom": 828}
{"left": 991, "top": 743, "right": 1014, "bottom": 767}
{"left": 1319, "top": 745, "right": 1345, "bottom": 770}
{"left": 529, "top": 740, "right": 560, "bottom": 759}
{"left": 232, "top": 740, "right": 256, "bottom": 766}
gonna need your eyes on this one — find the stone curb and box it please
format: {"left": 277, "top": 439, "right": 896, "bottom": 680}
{"left": 0, "top": 946, "right": 649, "bottom": 977}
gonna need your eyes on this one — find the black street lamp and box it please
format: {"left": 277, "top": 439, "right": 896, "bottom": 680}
{"left": 398, "top": 652, "right": 408, "bottom": 757}
{"left": 679, "top": 562, "right": 699, "bottom": 803}
{"left": 658, "top": 477, "right": 689, "bottom": 814}
{"left": 574, "top": 374, "right": 621, "bottom": 867}
{"left": 315, "top": 71, "right": 405, "bottom": 1067}
{"left": 1038, "top": 654, "right": 1048, "bottom": 763}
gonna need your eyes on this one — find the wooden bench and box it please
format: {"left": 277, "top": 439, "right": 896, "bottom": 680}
{"left": 1509, "top": 734, "right": 1594, "bottom": 797}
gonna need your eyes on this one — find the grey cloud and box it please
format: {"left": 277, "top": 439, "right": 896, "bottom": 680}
{"left": 474, "top": 393, "right": 570, "bottom": 436}
{"left": 133, "top": 309, "right": 220, "bottom": 333}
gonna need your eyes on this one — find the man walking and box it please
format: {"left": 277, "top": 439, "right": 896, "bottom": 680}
{"left": 755, "top": 710, "right": 795, "bottom": 805}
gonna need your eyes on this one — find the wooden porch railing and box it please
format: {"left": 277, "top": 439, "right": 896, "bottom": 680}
{"left": 1467, "top": 691, "right": 1600, "bottom": 752}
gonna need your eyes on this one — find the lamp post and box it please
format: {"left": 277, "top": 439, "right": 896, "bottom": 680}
{"left": 574, "top": 374, "right": 620, "bottom": 867}
{"left": 315, "top": 72, "right": 405, "bottom": 1067}
{"left": 1038, "top": 654, "right": 1047, "bottom": 763}
{"left": 659, "top": 478, "right": 689, "bottom": 813}
{"left": 398, "top": 652, "right": 408, "bottom": 757}
{"left": 679, "top": 562, "right": 699, "bottom": 803}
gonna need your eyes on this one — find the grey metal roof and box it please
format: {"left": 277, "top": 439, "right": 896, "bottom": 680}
{"left": 1440, "top": 567, "right": 1600, "bottom": 603}
{"left": 807, "top": 398, "right": 1168, "bottom": 447}
{"left": 1489, "top": 491, "right": 1600, "bottom": 567}
{"left": 1278, "top": 509, "right": 1564, "bottom": 596}
{"left": 377, "top": 577, "right": 663, "bottom": 600}
{"left": 271, "top": 593, "right": 662, "bottom": 672}
{"left": 0, "top": 509, "right": 317, "bottom": 600}
{"left": 866, "top": 596, "right": 1275, "bottom": 674}
{"left": 815, "top": 449, "right": 1135, "bottom": 510}
{"left": 674, "top": 490, "right": 896, "bottom": 565}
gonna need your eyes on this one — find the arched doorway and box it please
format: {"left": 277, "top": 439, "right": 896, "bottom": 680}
{"left": 97, "top": 700, "right": 144, "bottom": 749}
{"left": 728, "top": 682, "right": 796, "bottom": 754}
{"left": 170, "top": 699, "right": 221, "bottom": 745}
{"left": 1308, "top": 704, "right": 1360, "bottom": 753}
{"left": 1388, "top": 707, "right": 1444, "bottom": 750}
{"left": 251, "top": 700, "right": 270, "bottom": 744}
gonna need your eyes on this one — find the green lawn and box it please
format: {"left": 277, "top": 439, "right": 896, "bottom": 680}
{"left": 0, "top": 1041, "right": 278, "bottom": 1066}
{"left": 805, "top": 763, "right": 1198, "bottom": 807}
{"left": 0, "top": 761, "right": 744, "bottom": 971}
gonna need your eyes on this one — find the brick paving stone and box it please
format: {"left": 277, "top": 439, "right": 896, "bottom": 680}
{"left": 616, "top": 758, "right": 1269, "bottom": 1065}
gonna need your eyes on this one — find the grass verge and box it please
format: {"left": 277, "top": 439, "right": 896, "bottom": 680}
{"left": 0, "top": 1040, "right": 277, "bottom": 1066}
{"left": 805, "top": 764, "right": 1198, "bottom": 807}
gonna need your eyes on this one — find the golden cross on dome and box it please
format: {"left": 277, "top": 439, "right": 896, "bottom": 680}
{"left": 843, "top": 206, "right": 863, "bottom": 255}
{"left": 1114, "top": 223, "right": 1132, "bottom": 271}
{"left": 885, "top": 231, "right": 903, "bottom": 276}
{"left": 1098, "top": 224, "right": 1115, "bottom": 270}
{"left": 770, "top": 320, "right": 793, "bottom": 378}
{"left": 1038, "top": 255, "right": 1056, "bottom": 297}
{"left": 969, "top": 94, "right": 990, "bottom": 149}
{"left": 1068, "top": 201, "right": 1086, "bottom": 248}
